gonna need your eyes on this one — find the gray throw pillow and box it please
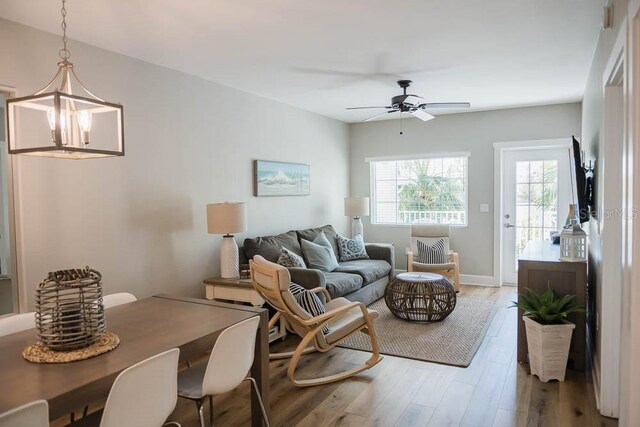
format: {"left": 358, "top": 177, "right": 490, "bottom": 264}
{"left": 289, "top": 283, "right": 329, "bottom": 334}
{"left": 417, "top": 238, "right": 448, "bottom": 264}
{"left": 277, "top": 247, "right": 307, "bottom": 268}
{"left": 301, "top": 231, "right": 339, "bottom": 272}
{"left": 296, "top": 225, "right": 340, "bottom": 259}
{"left": 337, "top": 234, "right": 369, "bottom": 262}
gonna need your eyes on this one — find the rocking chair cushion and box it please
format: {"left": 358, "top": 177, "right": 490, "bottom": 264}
{"left": 323, "top": 298, "right": 379, "bottom": 345}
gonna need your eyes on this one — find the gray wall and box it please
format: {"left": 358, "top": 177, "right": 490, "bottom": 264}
{"left": 349, "top": 103, "right": 582, "bottom": 277}
{"left": 0, "top": 19, "right": 350, "bottom": 309}
{"left": 581, "top": 0, "right": 630, "bottom": 398}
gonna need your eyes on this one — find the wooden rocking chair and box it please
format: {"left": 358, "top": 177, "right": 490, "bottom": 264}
{"left": 249, "top": 255, "right": 383, "bottom": 387}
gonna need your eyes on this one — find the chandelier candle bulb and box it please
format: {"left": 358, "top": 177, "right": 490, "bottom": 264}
{"left": 77, "top": 110, "right": 93, "bottom": 144}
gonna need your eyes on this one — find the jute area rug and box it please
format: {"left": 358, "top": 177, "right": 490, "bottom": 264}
{"left": 338, "top": 293, "right": 499, "bottom": 367}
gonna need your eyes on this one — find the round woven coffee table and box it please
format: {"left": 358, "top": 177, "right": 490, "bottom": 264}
{"left": 385, "top": 272, "right": 456, "bottom": 322}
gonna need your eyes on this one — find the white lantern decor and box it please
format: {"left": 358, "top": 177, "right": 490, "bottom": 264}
{"left": 560, "top": 224, "right": 587, "bottom": 262}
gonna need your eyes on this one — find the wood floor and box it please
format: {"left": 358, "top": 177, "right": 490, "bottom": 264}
{"left": 165, "top": 285, "right": 617, "bottom": 427}
{"left": 50, "top": 286, "right": 611, "bottom": 427}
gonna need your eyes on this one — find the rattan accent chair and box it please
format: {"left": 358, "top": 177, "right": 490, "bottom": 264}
{"left": 249, "top": 255, "right": 383, "bottom": 387}
{"left": 407, "top": 225, "right": 460, "bottom": 291}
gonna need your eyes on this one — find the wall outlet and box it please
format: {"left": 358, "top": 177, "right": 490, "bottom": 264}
{"left": 480, "top": 203, "right": 490, "bottom": 213}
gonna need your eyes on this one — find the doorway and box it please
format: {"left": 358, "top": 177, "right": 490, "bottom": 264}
{"left": 493, "top": 139, "right": 573, "bottom": 286}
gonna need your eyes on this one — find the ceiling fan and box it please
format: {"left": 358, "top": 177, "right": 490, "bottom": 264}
{"left": 346, "top": 80, "right": 471, "bottom": 122}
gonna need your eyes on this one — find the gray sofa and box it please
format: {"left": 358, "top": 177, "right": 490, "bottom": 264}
{"left": 240, "top": 225, "right": 395, "bottom": 305}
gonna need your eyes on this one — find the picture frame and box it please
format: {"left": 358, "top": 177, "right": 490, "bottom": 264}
{"left": 253, "top": 160, "right": 310, "bottom": 197}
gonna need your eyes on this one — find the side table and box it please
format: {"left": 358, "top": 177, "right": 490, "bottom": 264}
{"left": 203, "top": 276, "right": 287, "bottom": 343}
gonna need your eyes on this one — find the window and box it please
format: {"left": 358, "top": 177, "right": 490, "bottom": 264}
{"left": 514, "top": 160, "right": 558, "bottom": 261}
{"left": 370, "top": 155, "right": 468, "bottom": 226}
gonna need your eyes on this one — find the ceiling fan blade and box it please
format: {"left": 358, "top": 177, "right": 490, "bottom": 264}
{"left": 346, "top": 106, "right": 392, "bottom": 110}
{"left": 410, "top": 109, "right": 435, "bottom": 122}
{"left": 419, "top": 102, "right": 471, "bottom": 109}
{"left": 403, "top": 95, "right": 423, "bottom": 106}
{"left": 364, "top": 110, "right": 399, "bottom": 122}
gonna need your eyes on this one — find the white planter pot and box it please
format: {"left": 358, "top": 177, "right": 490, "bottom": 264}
{"left": 523, "top": 316, "right": 575, "bottom": 382}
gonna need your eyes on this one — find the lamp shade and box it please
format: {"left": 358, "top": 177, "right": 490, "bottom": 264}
{"left": 345, "top": 197, "right": 370, "bottom": 217}
{"left": 207, "top": 202, "right": 247, "bottom": 235}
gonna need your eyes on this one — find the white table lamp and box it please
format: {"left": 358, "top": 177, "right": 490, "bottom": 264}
{"left": 345, "top": 197, "right": 370, "bottom": 238}
{"left": 207, "top": 202, "right": 247, "bottom": 279}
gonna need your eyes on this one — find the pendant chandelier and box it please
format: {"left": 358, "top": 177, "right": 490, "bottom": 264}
{"left": 5, "top": 0, "right": 124, "bottom": 159}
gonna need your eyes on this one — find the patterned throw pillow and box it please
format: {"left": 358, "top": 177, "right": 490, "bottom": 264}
{"left": 337, "top": 234, "right": 369, "bottom": 262}
{"left": 289, "top": 283, "right": 330, "bottom": 333}
{"left": 417, "top": 238, "right": 448, "bottom": 264}
{"left": 277, "top": 247, "right": 307, "bottom": 268}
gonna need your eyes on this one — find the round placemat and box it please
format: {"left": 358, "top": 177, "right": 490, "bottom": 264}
{"left": 22, "top": 331, "right": 120, "bottom": 364}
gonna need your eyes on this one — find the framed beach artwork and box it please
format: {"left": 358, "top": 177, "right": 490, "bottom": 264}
{"left": 253, "top": 160, "right": 310, "bottom": 197}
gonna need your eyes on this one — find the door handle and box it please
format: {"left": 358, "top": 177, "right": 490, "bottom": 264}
{"left": 504, "top": 222, "right": 515, "bottom": 228}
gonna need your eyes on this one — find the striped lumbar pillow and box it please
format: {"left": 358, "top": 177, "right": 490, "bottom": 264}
{"left": 289, "top": 283, "right": 330, "bottom": 333}
{"left": 417, "top": 238, "right": 448, "bottom": 264}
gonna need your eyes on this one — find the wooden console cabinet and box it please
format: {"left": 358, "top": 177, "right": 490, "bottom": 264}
{"left": 517, "top": 241, "right": 587, "bottom": 370}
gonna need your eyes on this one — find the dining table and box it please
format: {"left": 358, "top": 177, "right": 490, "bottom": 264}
{"left": 0, "top": 294, "right": 270, "bottom": 426}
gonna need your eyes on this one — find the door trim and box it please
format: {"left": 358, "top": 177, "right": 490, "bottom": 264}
{"left": 598, "top": 20, "right": 627, "bottom": 419}
{"left": 620, "top": 1, "right": 640, "bottom": 423}
{"left": 492, "top": 138, "right": 572, "bottom": 286}
{"left": 0, "top": 84, "right": 24, "bottom": 314}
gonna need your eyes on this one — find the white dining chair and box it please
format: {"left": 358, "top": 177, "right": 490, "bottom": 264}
{"left": 0, "top": 312, "right": 35, "bottom": 337}
{"left": 102, "top": 293, "right": 137, "bottom": 309}
{"left": 74, "top": 292, "right": 138, "bottom": 424}
{"left": 0, "top": 399, "right": 48, "bottom": 427}
{"left": 71, "top": 348, "right": 181, "bottom": 427}
{"left": 177, "top": 316, "right": 269, "bottom": 427}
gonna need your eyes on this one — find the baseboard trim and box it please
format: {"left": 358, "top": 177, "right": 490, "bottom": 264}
{"left": 587, "top": 351, "right": 600, "bottom": 412}
{"left": 586, "top": 321, "right": 601, "bottom": 411}
{"left": 460, "top": 274, "right": 499, "bottom": 287}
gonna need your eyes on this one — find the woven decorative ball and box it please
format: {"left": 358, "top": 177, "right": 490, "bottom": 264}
{"left": 35, "top": 267, "right": 106, "bottom": 351}
{"left": 385, "top": 272, "right": 456, "bottom": 322}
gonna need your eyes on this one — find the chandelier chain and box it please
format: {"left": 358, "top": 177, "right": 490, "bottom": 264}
{"left": 59, "top": 0, "right": 71, "bottom": 60}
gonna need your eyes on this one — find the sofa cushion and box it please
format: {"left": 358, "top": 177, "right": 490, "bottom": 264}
{"left": 335, "top": 259, "right": 392, "bottom": 285}
{"left": 301, "top": 232, "right": 339, "bottom": 272}
{"left": 243, "top": 230, "right": 302, "bottom": 263}
{"left": 296, "top": 225, "right": 339, "bottom": 260}
{"left": 324, "top": 272, "right": 364, "bottom": 298}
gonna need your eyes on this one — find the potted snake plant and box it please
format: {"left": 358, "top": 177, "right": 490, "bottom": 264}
{"left": 511, "top": 286, "right": 584, "bottom": 382}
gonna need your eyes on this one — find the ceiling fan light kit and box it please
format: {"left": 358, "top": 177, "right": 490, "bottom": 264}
{"left": 5, "top": 0, "right": 124, "bottom": 159}
{"left": 347, "top": 80, "right": 470, "bottom": 126}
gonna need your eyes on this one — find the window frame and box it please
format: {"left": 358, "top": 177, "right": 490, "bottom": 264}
{"left": 368, "top": 152, "right": 470, "bottom": 227}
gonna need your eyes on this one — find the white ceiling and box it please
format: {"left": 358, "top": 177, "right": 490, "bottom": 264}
{"left": 0, "top": 0, "right": 602, "bottom": 123}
